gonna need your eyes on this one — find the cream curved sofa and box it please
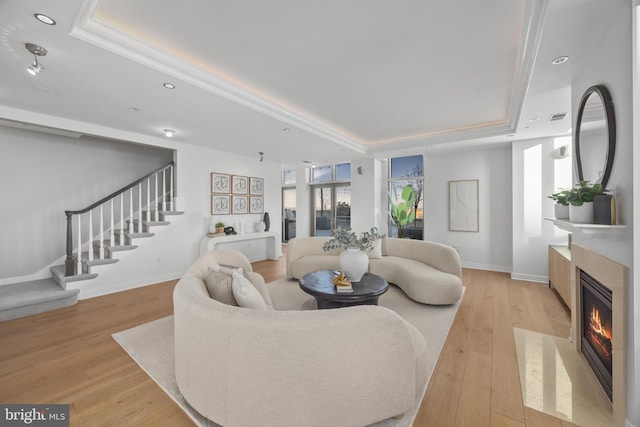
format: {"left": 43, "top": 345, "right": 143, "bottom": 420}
{"left": 287, "top": 236, "right": 463, "bottom": 305}
{"left": 173, "top": 250, "right": 429, "bottom": 427}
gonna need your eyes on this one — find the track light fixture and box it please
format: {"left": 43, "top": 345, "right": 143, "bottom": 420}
{"left": 259, "top": 151, "right": 264, "bottom": 162}
{"left": 25, "top": 43, "right": 47, "bottom": 76}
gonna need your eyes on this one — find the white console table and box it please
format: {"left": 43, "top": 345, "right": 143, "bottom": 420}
{"left": 199, "top": 231, "right": 280, "bottom": 262}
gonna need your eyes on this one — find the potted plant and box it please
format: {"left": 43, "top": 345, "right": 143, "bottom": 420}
{"left": 388, "top": 184, "right": 416, "bottom": 238}
{"left": 548, "top": 189, "right": 570, "bottom": 219}
{"left": 215, "top": 221, "right": 225, "bottom": 234}
{"left": 323, "top": 227, "right": 383, "bottom": 282}
{"left": 566, "top": 181, "right": 608, "bottom": 223}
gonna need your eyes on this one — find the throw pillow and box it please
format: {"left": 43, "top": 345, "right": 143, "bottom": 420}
{"left": 203, "top": 267, "right": 238, "bottom": 306}
{"left": 232, "top": 269, "right": 268, "bottom": 310}
{"left": 219, "top": 263, "right": 251, "bottom": 280}
{"left": 367, "top": 238, "right": 383, "bottom": 259}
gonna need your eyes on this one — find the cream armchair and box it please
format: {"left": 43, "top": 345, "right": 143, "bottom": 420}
{"left": 173, "top": 250, "right": 429, "bottom": 427}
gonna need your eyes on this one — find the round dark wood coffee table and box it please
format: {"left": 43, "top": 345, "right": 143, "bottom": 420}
{"left": 299, "top": 270, "right": 389, "bottom": 309}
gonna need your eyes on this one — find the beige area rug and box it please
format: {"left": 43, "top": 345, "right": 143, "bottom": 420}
{"left": 112, "top": 278, "right": 461, "bottom": 427}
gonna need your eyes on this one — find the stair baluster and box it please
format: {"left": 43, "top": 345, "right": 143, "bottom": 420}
{"left": 146, "top": 178, "right": 151, "bottom": 223}
{"left": 162, "top": 169, "right": 167, "bottom": 212}
{"left": 169, "top": 166, "right": 174, "bottom": 211}
{"left": 99, "top": 205, "right": 104, "bottom": 260}
{"left": 77, "top": 215, "right": 82, "bottom": 274}
{"left": 110, "top": 199, "right": 115, "bottom": 249}
{"left": 88, "top": 210, "right": 94, "bottom": 261}
{"left": 154, "top": 173, "right": 159, "bottom": 221}
{"left": 137, "top": 183, "right": 142, "bottom": 232}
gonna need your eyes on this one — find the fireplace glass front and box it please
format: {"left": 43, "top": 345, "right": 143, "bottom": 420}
{"left": 580, "top": 269, "right": 612, "bottom": 401}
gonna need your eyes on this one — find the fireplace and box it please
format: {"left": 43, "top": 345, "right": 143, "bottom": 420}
{"left": 580, "top": 269, "right": 613, "bottom": 401}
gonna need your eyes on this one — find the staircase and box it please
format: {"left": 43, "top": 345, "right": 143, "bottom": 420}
{"left": 0, "top": 162, "right": 183, "bottom": 322}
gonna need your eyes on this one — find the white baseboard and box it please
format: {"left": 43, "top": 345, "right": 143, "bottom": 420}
{"left": 510, "top": 272, "right": 548, "bottom": 283}
{"left": 461, "top": 261, "right": 511, "bottom": 273}
{"left": 73, "top": 272, "right": 182, "bottom": 300}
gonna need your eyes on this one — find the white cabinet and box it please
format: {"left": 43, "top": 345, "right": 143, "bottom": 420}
{"left": 199, "top": 231, "right": 280, "bottom": 262}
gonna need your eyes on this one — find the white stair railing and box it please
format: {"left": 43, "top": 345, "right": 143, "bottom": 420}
{"left": 64, "top": 162, "right": 175, "bottom": 276}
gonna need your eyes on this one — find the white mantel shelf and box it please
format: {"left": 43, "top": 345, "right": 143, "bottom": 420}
{"left": 546, "top": 218, "right": 626, "bottom": 237}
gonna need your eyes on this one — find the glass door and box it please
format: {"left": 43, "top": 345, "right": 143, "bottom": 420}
{"left": 282, "top": 187, "right": 296, "bottom": 242}
{"left": 313, "top": 186, "right": 333, "bottom": 236}
{"left": 312, "top": 184, "right": 351, "bottom": 236}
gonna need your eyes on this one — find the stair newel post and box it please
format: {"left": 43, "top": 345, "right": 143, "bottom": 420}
{"left": 65, "top": 212, "right": 75, "bottom": 276}
{"left": 110, "top": 199, "right": 115, "bottom": 249}
{"left": 77, "top": 213, "right": 82, "bottom": 274}
{"left": 88, "top": 210, "right": 94, "bottom": 261}
{"left": 169, "top": 165, "right": 174, "bottom": 211}
{"left": 99, "top": 205, "right": 104, "bottom": 259}
{"left": 162, "top": 169, "right": 167, "bottom": 212}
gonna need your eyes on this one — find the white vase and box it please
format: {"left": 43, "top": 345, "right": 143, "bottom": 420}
{"left": 569, "top": 202, "right": 594, "bottom": 224}
{"left": 255, "top": 221, "right": 266, "bottom": 232}
{"left": 338, "top": 248, "right": 369, "bottom": 282}
{"left": 554, "top": 204, "right": 569, "bottom": 220}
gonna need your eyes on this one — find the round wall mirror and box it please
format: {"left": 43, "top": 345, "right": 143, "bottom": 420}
{"left": 574, "top": 85, "right": 616, "bottom": 189}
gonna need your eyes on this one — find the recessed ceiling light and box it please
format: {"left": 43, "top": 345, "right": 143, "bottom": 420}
{"left": 283, "top": 128, "right": 290, "bottom": 132}
{"left": 529, "top": 117, "right": 539, "bottom": 122}
{"left": 552, "top": 56, "right": 569, "bottom": 65}
{"left": 163, "top": 83, "right": 175, "bottom": 89}
{"left": 163, "top": 129, "right": 175, "bottom": 138}
{"left": 34, "top": 13, "right": 56, "bottom": 25}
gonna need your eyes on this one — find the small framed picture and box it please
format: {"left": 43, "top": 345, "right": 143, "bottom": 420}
{"left": 249, "top": 177, "right": 264, "bottom": 195}
{"left": 232, "top": 175, "right": 248, "bottom": 194}
{"left": 211, "top": 173, "right": 230, "bottom": 194}
{"left": 232, "top": 195, "right": 248, "bottom": 214}
{"left": 211, "top": 195, "right": 230, "bottom": 215}
{"left": 250, "top": 196, "right": 264, "bottom": 213}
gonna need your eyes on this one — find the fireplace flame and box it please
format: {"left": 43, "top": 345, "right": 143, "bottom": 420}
{"left": 589, "top": 307, "right": 612, "bottom": 341}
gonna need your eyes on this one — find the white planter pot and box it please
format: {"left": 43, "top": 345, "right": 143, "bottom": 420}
{"left": 554, "top": 204, "right": 570, "bottom": 220}
{"left": 338, "top": 248, "right": 369, "bottom": 282}
{"left": 569, "top": 202, "right": 594, "bottom": 224}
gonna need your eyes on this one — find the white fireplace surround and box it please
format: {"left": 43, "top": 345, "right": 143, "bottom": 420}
{"left": 571, "top": 244, "right": 628, "bottom": 427}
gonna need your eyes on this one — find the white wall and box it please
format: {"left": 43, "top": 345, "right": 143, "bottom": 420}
{"left": 424, "top": 145, "right": 513, "bottom": 272}
{"left": 350, "top": 158, "right": 383, "bottom": 233}
{"left": 572, "top": 3, "right": 636, "bottom": 425}
{"left": 0, "top": 126, "right": 172, "bottom": 281}
{"left": 511, "top": 136, "right": 572, "bottom": 282}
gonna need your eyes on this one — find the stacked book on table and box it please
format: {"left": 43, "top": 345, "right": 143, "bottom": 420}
{"left": 332, "top": 271, "right": 353, "bottom": 293}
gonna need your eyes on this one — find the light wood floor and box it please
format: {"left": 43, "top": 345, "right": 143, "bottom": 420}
{"left": 0, "top": 250, "right": 575, "bottom": 426}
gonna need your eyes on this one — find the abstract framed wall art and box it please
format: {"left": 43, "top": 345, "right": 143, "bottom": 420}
{"left": 211, "top": 195, "right": 230, "bottom": 215}
{"left": 249, "top": 177, "right": 264, "bottom": 195}
{"left": 211, "top": 173, "right": 230, "bottom": 194}
{"left": 232, "top": 175, "right": 248, "bottom": 194}
{"left": 232, "top": 195, "right": 248, "bottom": 214}
{"left": 250, "top": 196, "right": 264, "bottom": 214}
{"left": 448, "top": 179, "right": 479, "bottom": 232}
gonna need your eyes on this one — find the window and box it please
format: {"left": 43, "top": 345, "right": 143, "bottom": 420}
{"left": 335, "top": 163, "right": 351, "bottom": 181}
{"left": 388, "top": 155, "right": 424, "bottom": 239}
{"left": 282, "top": 169, "right": 296, "bottom": 185}
{"left": 312, "top": 165, "right": 333, "bottom": 183}
{"left": 311, "top": 163, "right": 351, "bottom": 183}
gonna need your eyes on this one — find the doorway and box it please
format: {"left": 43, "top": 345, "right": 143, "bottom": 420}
{"left": 312, "top": 184, "right": 351, "bottom": 236}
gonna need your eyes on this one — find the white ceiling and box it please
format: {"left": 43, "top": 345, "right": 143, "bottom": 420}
{"left": 0, "top": 0, "right": 617, "bottom": 165}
